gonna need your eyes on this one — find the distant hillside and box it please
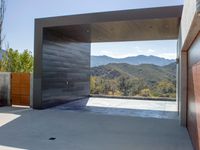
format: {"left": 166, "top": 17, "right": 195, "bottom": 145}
{"left": 91, "top": 55, "right": 175, "bottom": 67}
{"left": 91, "top": 62, "right": 176, "bottom": 86}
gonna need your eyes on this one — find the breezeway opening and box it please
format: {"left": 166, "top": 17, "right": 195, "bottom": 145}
{"left": 33, "top": 5, "right": 182, "bottom": 121}
{"left": 90, "top": 40, "right": 177, "bottom": 99}
{"left": 85, "top": 40, "right": 178, "bottom": 118}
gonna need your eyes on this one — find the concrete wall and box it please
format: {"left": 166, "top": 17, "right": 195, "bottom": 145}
{"left": 180, "top": 0, "right": 200, "bottom": 51}
{"left": 179, "top": 51, "right": 187, "bottom": 126}
{"left": 33, "top": 29, "right": 90, "bottom": 108}
{"left": 0, "top": 72, "right": 32, "bottom": 107}
{"left": 0, "top": 73, "right": 11, "bottom": 106}
{"left": 180, "top": 0, "right": 197, "bottom": 48}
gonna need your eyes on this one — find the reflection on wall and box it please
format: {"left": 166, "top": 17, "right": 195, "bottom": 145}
{"left": 41, "top": 30, "right": 90, "bottom": 107}
{"left": 188, "top": 34, "right": 200, "bottom": 150}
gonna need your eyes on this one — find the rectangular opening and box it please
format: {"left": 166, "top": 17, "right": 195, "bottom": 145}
{"left": 87, "top": 40, "right": 178, "bottom": 119}
{"left": 91, "top": 40, "right": 177, "bottom": 98}
{"left": 34, "top": 6, "right": 182, "bottom": 113}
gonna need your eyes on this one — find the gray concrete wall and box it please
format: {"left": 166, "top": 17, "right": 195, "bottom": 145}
{"left": 0, "top": 72, "right": 11, "bottom": 106}
{"left": 180, "top": 0, "right": 200, "bottom": 51}
{"left": 179, "top": 52, "right": 187, "bottom": 126}
{"left": 33, "top": 22, "right": 43, "bottom": 109}
{"left": 38, "top": 30, "right": 90, "bottom": 108}
{"left": 180, "top": 0, "right": 196, "bottom": 47}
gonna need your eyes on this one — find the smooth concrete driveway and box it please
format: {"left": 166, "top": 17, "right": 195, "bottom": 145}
{"left": 0, "top": 106, "right": 193, "bottom": 150}
{"left": 55, "top": 97, "right": 178, "bottom": 119}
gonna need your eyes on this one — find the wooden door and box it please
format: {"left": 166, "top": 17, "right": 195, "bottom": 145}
{"left": 11, "top": 73, "right": 30, "bottom": 106}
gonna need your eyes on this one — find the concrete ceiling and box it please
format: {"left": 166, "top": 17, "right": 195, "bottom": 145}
{"left": 41, "top": 5, "right": 183, "bottom": 42}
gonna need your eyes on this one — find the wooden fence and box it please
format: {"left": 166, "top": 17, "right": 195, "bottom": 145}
{"left": 11, "top": 73, "right": 31, "bottom": 106}
{"left": 0, "top": 72, "right": 32, "bottom": 107}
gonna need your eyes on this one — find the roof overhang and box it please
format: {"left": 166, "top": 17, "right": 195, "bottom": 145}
{"left": 35, "top": 5, "right": 183, "bottom": 42}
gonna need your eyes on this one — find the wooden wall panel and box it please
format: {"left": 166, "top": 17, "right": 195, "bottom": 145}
{"left": 188, "top": 33, "right": 200, "bottom": 150}
{"left": 41, "top": 30, "right": 90, "bottom": 107}
{"left": 11, "top": 73, "right": 30, "bottom": 106}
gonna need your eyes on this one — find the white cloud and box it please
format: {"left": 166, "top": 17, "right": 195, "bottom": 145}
{"left": 156, "top": 53, "right": 176, "bottom": 59}
{"left": 135, "top": 48, "right": 155, "bottom": 54}
{"left": 100, "top": 50, "right": 112, "bottom": 55}
{"left": 109, "top": 53, "right": 136, "bottom": 58}
{"left": 136, "top": 49, "right": 143, "bottom": 53}
{"left": 147, "top": 49, "right": 155, "bottom": 53}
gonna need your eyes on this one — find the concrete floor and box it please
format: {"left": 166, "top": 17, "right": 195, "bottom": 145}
{"left": 0, "top": 104, "right": 193, "bottom": 150}
{"left": 55, "top": 97, "right": 178, "bottom": 119}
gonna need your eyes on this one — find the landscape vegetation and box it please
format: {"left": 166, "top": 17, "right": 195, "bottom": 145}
{"left": 90, "top": 55, "right": 176, "bottom": 98}
{"left": 0, "top": 49, "right": 176, "bottom": 98}
{"left": 0, "top": 48, "right": 33, "bottom": 72}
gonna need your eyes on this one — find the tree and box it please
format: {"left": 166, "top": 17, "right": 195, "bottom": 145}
{"left": 117, "top": 75, "right": 130, "bottom": 96}
{"left": 2, "top": 48, "right": 20, "bottom": 72}
{"left": 0, "top": 58, "right": 2, "bottom": 71}
{"left": 0, "top": 0, "right": 5, "bottom": 49}
{"left": 108, "top": 79, "right": 118, "bottom": 95}
{"left": 20, "top": 50, "right": 33, "bottom": 72}
{"left": 90, "top": 76, "right": 105, "bottom": 94}
{"left": 90, "top": 76, "right": 96, "bottom": 94}
{"left": 1, "top": 48, "right": 33, "bottom": 72}
{"left": 127, "top": 77, "right": 146, "bottom": 96}
{"left": 153, "top": 80, "right": 176, "bottom": 98}
{"left": 140, "top": 88, "right": 151, "bottom": 97}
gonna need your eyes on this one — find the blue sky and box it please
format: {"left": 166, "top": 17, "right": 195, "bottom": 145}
{"left": 91, "top": 40, "right": 177, "bottom": 59}
{"left": 3, "top": 0, "right": 183, "bottom": 58}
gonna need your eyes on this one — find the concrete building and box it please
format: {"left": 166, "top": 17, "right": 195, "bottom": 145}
{"left": 33, "top": 5, "right": 182, "bottom": 107}
{"left": 32, "top": 0, "right": 200, "bottom": 149}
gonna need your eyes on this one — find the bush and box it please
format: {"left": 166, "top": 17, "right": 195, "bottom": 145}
{"left": 140, "top": 88, "right": 151, "bottom": 97}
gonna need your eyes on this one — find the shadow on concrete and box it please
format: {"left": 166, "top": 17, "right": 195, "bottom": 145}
{"left": 54, "top": 98, "right": 178, "bottom": 119}
{"left": 0, "top": 106, "right": 193, "bottom": 150}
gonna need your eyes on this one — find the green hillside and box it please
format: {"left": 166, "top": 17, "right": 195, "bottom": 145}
{"left": 90, "top": 62, "right": 176, "bottom": 98}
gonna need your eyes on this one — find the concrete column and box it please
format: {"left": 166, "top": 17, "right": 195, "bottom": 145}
{"left": 179, "top": 52, "right": 188, "bottom": 126}
{"left": 0, "top": 72, "right": 11, "bottom": 106}
{"left": 33, "top": 21, "right": 43, "bottom": 109}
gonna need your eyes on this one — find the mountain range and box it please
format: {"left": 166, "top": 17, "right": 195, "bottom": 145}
{"left": 91, "top": 62, "right": 176, "bottom": 86}
{"left": 91, "top": 55, "right": 175, "bottom": 67}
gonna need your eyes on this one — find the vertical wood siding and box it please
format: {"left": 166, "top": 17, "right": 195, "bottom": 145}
{"left": 188, "top": 33, "right": 200, "bottom": 150}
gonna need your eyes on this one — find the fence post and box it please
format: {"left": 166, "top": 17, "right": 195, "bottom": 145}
{"left": 30, "top": 73, "right": 33, "bottom": 107}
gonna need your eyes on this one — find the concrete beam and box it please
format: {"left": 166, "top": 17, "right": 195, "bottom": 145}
{"left": 36, "top": 6, "right": 183, "bottom": 28}
{"left": 180, "top": 0, "right": 200, "bottom": 51}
